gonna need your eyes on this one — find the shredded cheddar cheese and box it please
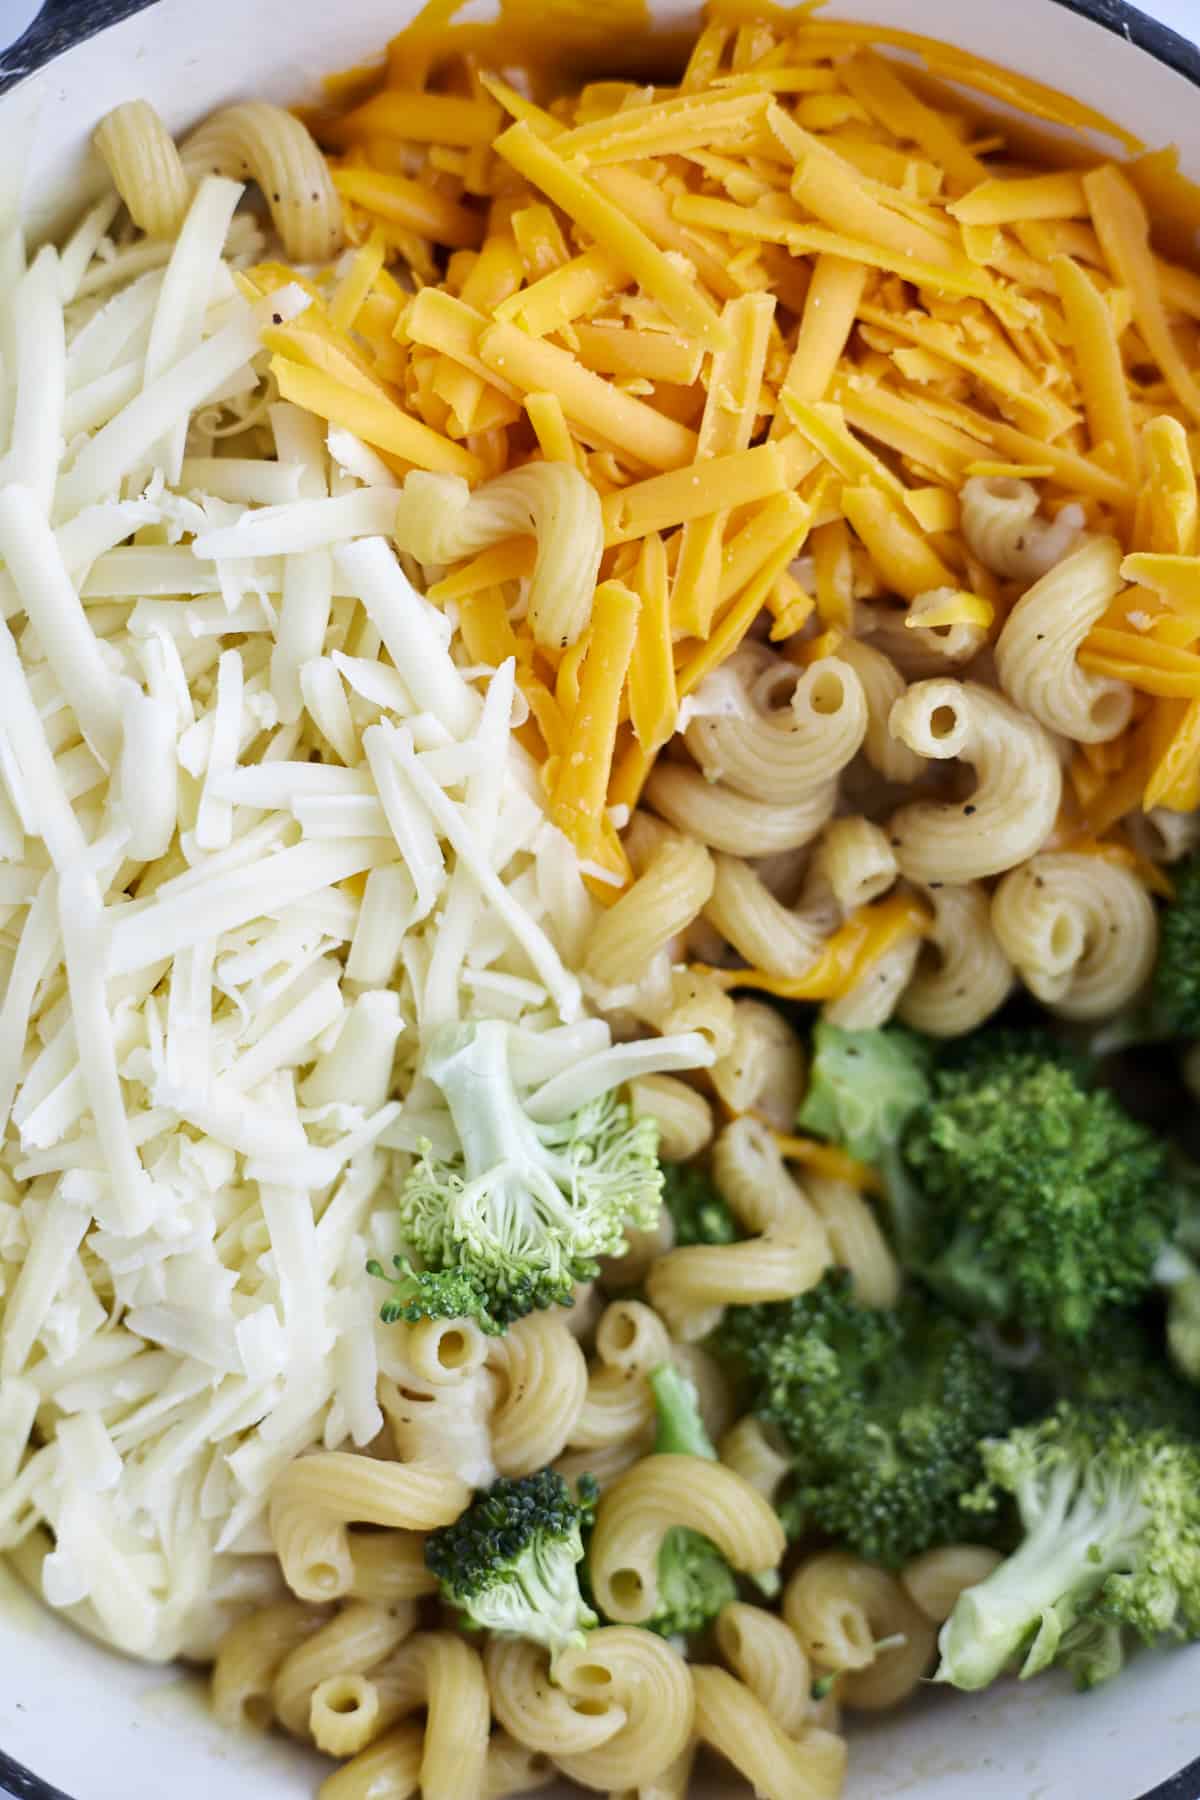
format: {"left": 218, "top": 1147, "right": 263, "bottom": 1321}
{"left": 298, "top": 1, "right": 1200, "bottom": 880}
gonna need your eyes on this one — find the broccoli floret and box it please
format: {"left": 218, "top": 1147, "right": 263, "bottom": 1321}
{"left": 936, "top": 1404, "right": 1200, "bottom": 1691}
{"left": 718, "top": 1272, "right": 1020, "bottom": 1567}
{"left": 632, "top": 1363, "right": 737, "bottom": 1637}
{"left": 366, "top": 1255, "right": 528, "bottom": 1332}
{"left": 425, "top": 1470, "right": 598, "bottom": 1662}
{"left": 1041, "top": 1310, "right": 1200, "bottom": 1440}
{"left": 660, "top": 1161, "right": 738, "bottom": 1248}
{"left": 903, "top": 1031, "right": 1174, "bottom": 1340}
{"left": 390, "top": 1021, "right": 663, "bottom": 1334}
{"left": 1153, "top": 853, "right": 1200, "bottom": 1037}
{"left": 796, "top": 1022, "right": 933, "bottom": 1254}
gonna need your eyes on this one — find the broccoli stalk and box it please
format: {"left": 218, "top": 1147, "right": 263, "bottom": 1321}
{"left": 718, "top": 1272, "right": 1020, "bottom": 1567}
{"left": 386, "top": 1020, "right": 663, "bottom": 1333}
{"left": 902, "top": 1030, "right": 1175, "bottom": 1340}
{"left": 649, "top": 1363, "right": 718, "bottom": 1459}
{"left": 937, "top": 1405, "right": 1200, "bottom": 1692}
{"left": 796, "top": 1022, "right": 932, "bottom": 1257}
{"left": 424, "top": 1470, "right": 598, "bottom": 1662}
{"left": 637, "top": 1363, "right": 738, "bottom": 1637}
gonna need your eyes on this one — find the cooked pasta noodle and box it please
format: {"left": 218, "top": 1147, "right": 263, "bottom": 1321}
{"left": 554, "top": 1434, "right": 652, "bottom": 1493}
{"left": 608, "top": 1743, "right": 695, "bottom": 1800}
{"left": 628, "top": 1074, "right": 713, "bottom": 1162}
{"left": 684, "top": 649, "right": 868, "bottom": 800}
{"left": 990, "top": 850, "right": 1159, "bottom": 1019}
{"left": 719, "top": 1416, "right": 792, "bottom": 1507}
{"left": 670, "top": 1342, "right": 736, "bottom": 1446}
{"left": 379, "top": 1370, "right": 496, "bottom": 1489}
{"left": 898, "top": 881, "right": 1014, "bottom": 1037}
{"left": 390, "top": 1317, "right": 491, "bottom": 1387}
{"left": 648, "top": 1116, "right": 830, "bottom": 1325}
{"left": 589, "top": 1453, "right": 785, "bottom": 1624}
{"left": 179, "top": 102, "right": 344, "bottom": 262}
{"left": 93, "top": 102, "right": 193, "bottom": 238}
{"left": 805, "top": 1174, "right": 900, "bottom": 1309}
{"left": 636, "top": 966, "right": 736, "bottom": 1058}
{"left": 703, "top": 852, "right": 826, "bottom": 980}
{"left": 486, "top": 1309, "right": 588, "bottom": 1475}
{"left": 318, "top": 1721, "right": 424, "bottom": 1800}
{"left": 551, "top": 1627, "right": 695, "bottom": 1792}
{"left": 888, "top": 679, "right": 1062, "bottom": 882}
{"left": 583, "top": 838, "right": 714, "bottom": 989}
{"left": 715, "top": 1600, "right": 813, "bottom": 1735}
{"left": 960, "top": 476, "right": 1084, "bottom": 581}
{"left": 711, "top": 1115, "right": 827, "bottom": 1240}
{"left": 710, "top": 998, "right": 806, "bottom": 1125}
{"left": 837, "top": 638, "right": 924, "bottom": 785}
{"left": 272, "top": 1599, "right": 416, "bottom": 1738}
{"left": 567, "top": 1368, "right": 655, "bottom": 1454}
{"left": 361, "top": 1632, "right": 490, "bottom": 1800}
{"left": 212, "top": 1599, "right": 330, "bottom": 1732}
{"left": 598, "top": 1209, "right": 675, "bottom": 1290}
{"left": 823, "top": 920, "right": 923, "bottom": 1029}
{"left": 594, "top": 1299, "right": 673, "bottom": 1376}
{"left": 995, "top": 536, "right": 1133, "bottom": 742}
{"left": 270, "top": 1453, "right": 470, "bottom": 1603}
{"left": 346, "top": 1531, "right": 438, "bottom": 1605}
{"left": 309, "top": 1675, "right": 383, "bottom": 1758}
{"left": 484, "top": 1735, "right": 555, "bottom": 1799}
{"left": 815, "top": 816, "right": 899, "bottom": 914}
{"left": 645, "top": 763, "right": 837, "bottom": 857}
{"left": 392, "top": 464, "right": 603, "bottom": 650}
{"left": 901, "top": 1545, "right": 1005, "bottom": 1625}
{"left": 784, "top": 1553, "right": 937, "bottom": 1710}
{"left": 485, "top": 1637, "right": 626, "bottom": 1757}
{"left": 869, "top": 608, "right": 987, "bottom": 679}
{"left": 691, "top": 1664, "right": 848, "bottom": 1800}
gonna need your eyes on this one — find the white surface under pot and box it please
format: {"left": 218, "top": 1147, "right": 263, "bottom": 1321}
{"left": 0, "top": 2, "right": 1199, "bottom": 1798}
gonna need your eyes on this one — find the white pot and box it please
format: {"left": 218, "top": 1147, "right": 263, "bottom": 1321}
{"left": 0, "top": 2, "right": 1198, "bottom": 1796}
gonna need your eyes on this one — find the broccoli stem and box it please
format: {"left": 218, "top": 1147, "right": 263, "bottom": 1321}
{"left": 649, "top": 1364, "right": 717, "bottom": 1461}
{"left": 936, "top": 1466, "right": 1148, "bottom": 1690}
{"left": 427, "top": 1020, "right": 546, "bottom": 1188}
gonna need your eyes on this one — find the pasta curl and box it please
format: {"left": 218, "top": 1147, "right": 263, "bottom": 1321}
{"left": 996, "top": 535, "right": 1132, "bottom": 742}
{"left": 990, "top": 850, "right": 1158, "bottom": 1019}
{"left": 887, "top": 679, "right": 1062, "bottom": 882}
{"left": 393, "top": 463, "right": 603, "bottom": 650}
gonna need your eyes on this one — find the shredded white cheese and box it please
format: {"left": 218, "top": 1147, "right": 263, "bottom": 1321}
{"left": 0, "top": 173, "right": 708, "bottom": 1668}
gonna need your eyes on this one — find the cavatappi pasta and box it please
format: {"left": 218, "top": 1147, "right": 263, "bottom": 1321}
{"left": 4, "top": 3, "right": 1200, "bottom": 1797}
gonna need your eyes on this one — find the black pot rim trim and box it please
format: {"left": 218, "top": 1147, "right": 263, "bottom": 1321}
{"left": 1, "top": 0, "right": 1199, "bottom": 1796}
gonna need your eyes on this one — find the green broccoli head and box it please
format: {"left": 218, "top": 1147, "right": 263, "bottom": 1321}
{"left": 648, "top": 1527, "right": 738, "bottom": 1640}
{"left": 366, "top": 1255, "right": 548, "bottom": 1335}
{"left": 425, "top": 1470, "right": 598, "bottom": 1661}
{"left": 660, "top": 1161, "right": 738, "bottom": 1248}
{"left": 1039, "top": 1309, "right": 1200, "bottom": 1439}
{"left": 796, "top": 1022, "right": 933, "bottom": 1256}
{"left": 798, "top": 1021, "right": 933, "bottom": 1166}
{"left": 903, "top": 1032, "right": 1174, "bottom": 1339}
{"left": 1152, "top": 853, "right": 1200, "bottom": 1037}
{"left": 718, "top": 1272, "right": 1020, "bottom": 1567}
{"left": 389, "top": 1021, "right": 664, "bottom": 1333}
{"left": 937, "top": 1403, "right": 1200, "bottom": 1691}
